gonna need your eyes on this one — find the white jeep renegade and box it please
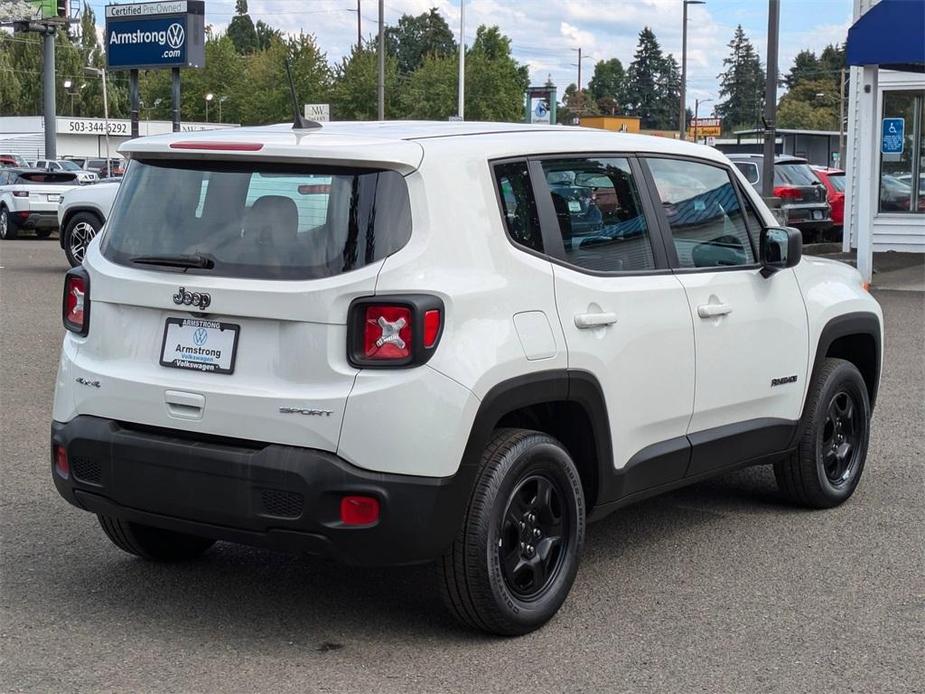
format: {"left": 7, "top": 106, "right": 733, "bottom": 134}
{"left": 52, "top": 121, "right": 882, "bottom": 635}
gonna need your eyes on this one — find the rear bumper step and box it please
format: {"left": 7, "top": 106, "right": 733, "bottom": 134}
{"left": 51, "top": 416, "right": 476, "bottom": 566}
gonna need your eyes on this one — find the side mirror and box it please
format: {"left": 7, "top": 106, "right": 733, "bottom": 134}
{"left": 760, "top": 226, "right": 802, "bottom": 277}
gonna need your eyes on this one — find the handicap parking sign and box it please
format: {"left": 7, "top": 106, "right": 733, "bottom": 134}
{"left": 881, "top": 118, "right": 904, "bottom": 154}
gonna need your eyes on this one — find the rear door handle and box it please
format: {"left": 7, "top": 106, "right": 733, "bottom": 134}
{"left": 574, "top": 312, "right": 618, "bottom": 329}
{"left": 697, "top": 303, "right": 733, "bottom": 319}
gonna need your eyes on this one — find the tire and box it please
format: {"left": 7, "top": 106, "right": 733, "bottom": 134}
{"left": 774, "top": 358, "right": 871, "bottom": 508}
{"left": 439, "top": 428, "right": 585, "bottom": 636}
{"left": 63, "top": 212, "right": 102, "bottom": 267}
{"left": 98, "top": 514, "right": 215, "bottom": 561}
{"left": 0, "top": 206, "right": 18, "bottom": 240}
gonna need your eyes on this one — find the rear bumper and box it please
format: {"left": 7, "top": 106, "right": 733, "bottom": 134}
{"left": 51, "top": 416, "right": 476, "bottom": 566}
{"left": 14, "top": 210, "right": 58, "bottom": 229}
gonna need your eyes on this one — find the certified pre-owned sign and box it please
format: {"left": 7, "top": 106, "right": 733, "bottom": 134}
{"left": 105, "top": 0, "right": 204, "bottom": 70}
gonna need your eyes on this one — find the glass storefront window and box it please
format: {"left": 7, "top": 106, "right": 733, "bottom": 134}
{"left": 879, "top": 90, "right": 924, "bottom": 214}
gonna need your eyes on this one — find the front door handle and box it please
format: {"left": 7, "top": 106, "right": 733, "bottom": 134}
{"left": 697, "top": 303, "right": 733, "bottom": 319}
{"left": 574, "top": 312, "right": 618, "bottom": 329}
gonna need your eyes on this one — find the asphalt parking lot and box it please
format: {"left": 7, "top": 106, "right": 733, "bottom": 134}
{"left": 1, "top": 239, "right": 922, "bottom": 693}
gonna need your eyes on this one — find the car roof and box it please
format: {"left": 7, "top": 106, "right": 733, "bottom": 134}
{"left": 119, "top": 120, "right": 732, "bottom": 173}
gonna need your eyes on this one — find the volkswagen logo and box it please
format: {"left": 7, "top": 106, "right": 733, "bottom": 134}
{"left": 166, "top": 23, "right": 185, "bottom": 50}
{"left": 193, "top": 328, "right": 208, "bottom": 346}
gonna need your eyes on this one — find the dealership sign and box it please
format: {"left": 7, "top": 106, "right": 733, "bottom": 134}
{"left": 105, "top": 0, "right": 205, "bottom": 70}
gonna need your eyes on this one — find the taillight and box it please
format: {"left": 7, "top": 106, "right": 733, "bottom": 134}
{"left": 62, "top": 267, "right": 90, "bottom": 335}
{"left": 348, "top": 295, "right": 444, "bottom": 368}
{"left": 12, "top": 190, "right": 28, "bottom": 197}
{"left": 340, "top": 495, "right": 380, "bottom": 526}
{"left": 773, "top": 186, "right": 801, "bottom": 200}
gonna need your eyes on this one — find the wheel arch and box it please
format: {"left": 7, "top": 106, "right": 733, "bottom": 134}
{"left": 460, "top": 370, "right": 613, "bottom": 513}
{"left": 810, "top": 312, "right": 882, "bottom": 411}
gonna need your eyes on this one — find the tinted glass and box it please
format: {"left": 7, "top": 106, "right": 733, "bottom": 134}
{"left": 15, "top": 172, "right": 77, "bottom": 184}
{"left": 647, "top": 158, "right": 756, "bottom": 269}
{"left": 494, "top": 161, "right": 542, "bottom": 252}
{"left": 58, "top": 160, "right": 81, "bottom": 171}
{"left": 735, "top": 162, "right": 759, "bottom": 184}
{"left": 774, "top": 163, "right": 819, "bottom": 186}
{"left": 102, "top": 159, "right": 412, "bottom": 281}
{"left": 540, "top": 157, "right": 655, "bottom": 272}
{"left": 829, "top": 173, "right": 846, "bottom": 192}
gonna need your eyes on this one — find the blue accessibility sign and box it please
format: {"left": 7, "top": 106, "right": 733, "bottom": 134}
{"left": 881, "top": 118, "right": 905, "bottom": 154}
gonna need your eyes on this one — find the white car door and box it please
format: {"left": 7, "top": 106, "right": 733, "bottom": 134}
{"left": 532, "top": 155, "right": 696, "bottom": 499}
{"left": 643, "top": 156, "right": 809, "bottom": 477}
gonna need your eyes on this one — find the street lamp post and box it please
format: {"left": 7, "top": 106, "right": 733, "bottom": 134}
{"left": 693, "top": 96, "right": 713, "bottom": 143}
{"left": 205, "top": 93, "right": 213, "bottom": 122}
{"left": 63, "top": 79, "right": 75, "bottom": 116}
{"left": 680, "top": 0, "right": 706, "bottom": 140}
{"left": 84, "top": 67, "right": 111, "bottom": 178}
{"left": 218, "top": 96, "right": 228, "bottom": 124}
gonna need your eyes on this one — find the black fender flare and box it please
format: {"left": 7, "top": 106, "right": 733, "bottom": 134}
{"left": 809, "top": 311, "right": 882, "bottom": 410}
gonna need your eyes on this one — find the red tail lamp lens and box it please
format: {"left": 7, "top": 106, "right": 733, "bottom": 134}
{"left": 54, "top": 445, "right": 69, "bottom": 480}
{"left": 773, "top": 186, "right": 802, "bottom": 200}
{"left": 423, "top": 309, "right": 441, "bottom": 348}
{"left": 363, "top": 306, "right": 412, "bottom": 360}
{"left": 340, "top": 495, "right": 380, "bottom": 526}
{"left": 64, "top": 274, "right": 88, "bottom": 334}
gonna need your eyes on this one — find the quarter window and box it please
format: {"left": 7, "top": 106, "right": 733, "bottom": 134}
{"left": 494, "top": 161, "right": 543, "bottom": 252}
{"left": 734, "top": 161, "right": 760, "bottom": 185}
{"left": 647, "top": 158, "right": 756, "bottom": 269}
{"left": 540, "top": 157, "right": 656, "bottom": 272}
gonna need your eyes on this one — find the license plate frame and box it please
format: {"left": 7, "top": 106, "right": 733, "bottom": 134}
{"left": 159, "top": 317, "right": 240, "bottom": 375}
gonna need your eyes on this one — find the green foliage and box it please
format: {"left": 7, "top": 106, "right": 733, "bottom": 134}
{"left": 715, "top": 25, "right": 765, "bottom": 133}
{"left": 385, "top": 8, "right": 457, "bottom": 75}
{"left": 588, "top": 58, "right": 624, "bottom": 107}
{"left": 331, "top": 41, "right": 400, "bottom": 120}
{"left": 465, "top": 26, "right": 529, "bottom": 122}
{"left": 777, "top": 43, "right": 845, "bottom": 130}
{"left": 621, "top": 27, "right": 679, "bottom": 130}
{"left": 227, "top": 0, "right": 258, "bottom": 54}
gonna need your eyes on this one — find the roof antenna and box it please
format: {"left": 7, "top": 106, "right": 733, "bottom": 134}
{"left": 285, "top": 58, "right": 321, "bottom": 130}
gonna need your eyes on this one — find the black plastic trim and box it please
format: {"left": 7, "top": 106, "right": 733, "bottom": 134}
{"left": 62, "top": 266, "right": 90, "bottom": 336}
{"left": 809, "top": 311, "right": 882, "bottom": 412}
{"left": 346, "top": 294, "right": 445, "bottom": 368}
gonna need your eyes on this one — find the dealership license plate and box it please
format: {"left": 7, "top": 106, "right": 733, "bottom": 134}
{"left": 159, "top": 318, "right": 240, "bottom": 374}
{"left": 812, "top": 210, "right": 824, "bottom": 220}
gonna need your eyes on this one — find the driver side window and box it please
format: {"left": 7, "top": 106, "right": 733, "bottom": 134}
{"left": 646, "top": 157, "right": 756, "bottom": 269}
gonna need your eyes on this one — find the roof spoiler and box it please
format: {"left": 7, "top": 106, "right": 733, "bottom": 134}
{"left": 285, "top": 59, "right": 322, "bottom": 131}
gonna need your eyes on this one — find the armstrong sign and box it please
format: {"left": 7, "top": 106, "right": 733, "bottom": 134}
{"left": 105, "top": 1, "right": 204, "bottom": 70}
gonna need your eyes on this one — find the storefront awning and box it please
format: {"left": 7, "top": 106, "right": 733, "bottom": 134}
{"left": 846, "top": 0, "right": 925, "bottom": 72}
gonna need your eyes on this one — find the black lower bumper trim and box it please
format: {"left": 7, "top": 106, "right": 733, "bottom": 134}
{"left": 52, "top": 416, "right": 477, "bottom": 566}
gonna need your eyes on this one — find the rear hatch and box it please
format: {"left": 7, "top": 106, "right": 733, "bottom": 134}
{"left": 774, "top": 162, "right": 827, "bottom": 204}
{"left": 13, "top": 172, "right": 79, "bottom": 211}
{"left": 74, "top": 153, "right": 415, "bottom": 452}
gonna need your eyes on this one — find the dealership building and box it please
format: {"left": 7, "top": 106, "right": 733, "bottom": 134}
{"left": 0, "top": 116, "right": 234, "bottom": 161}
{"left": 843, "top": 0, "right": 925, "bottom": 281}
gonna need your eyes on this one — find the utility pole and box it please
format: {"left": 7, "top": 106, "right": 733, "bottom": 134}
{"left": 680, "top": 0, "right": 706, "bottom": 141}
{"left": 42, "top": 27, "right": 56, "bottom": 159}
{"left": 761, "top": 0, "right": 780, "bottom": 199}
{"left": 377, "top": 0, "right": 384, "bottom": 120}
{"left": 129, "top": 69, "right": 139, "bottom": 138}
{"left": 573, "top": 47, "right": 583, "bottom": 90}
{"left": 838, "top": 67, "right": 846, "bottom": 167}
{"left": 457, "top": 0, "right": 465, "bottom": 119}
{"left": 357, "top": 0, "right": 361, "bottom": 49}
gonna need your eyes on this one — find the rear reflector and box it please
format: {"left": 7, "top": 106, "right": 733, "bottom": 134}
{"left": 54, "top": 445, "right": 69, "bottom": 480}
{"left": 423, "top": 309, "right": 441, "bottom": 348}
{"left": 169, "top": 141, "right": 264, "bottom": 151}
{"left": 340, "top": 495, "right": 380, "bottom": 526}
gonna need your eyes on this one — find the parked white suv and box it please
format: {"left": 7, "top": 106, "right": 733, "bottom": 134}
{"left": 57, "top": 180, "right": 119, "bottom": 266}
{"left": 0, "top": 168, "right": 80, "bottom": 239}
{"left": 51, "top": 122, "right": 883, "bottom": 635}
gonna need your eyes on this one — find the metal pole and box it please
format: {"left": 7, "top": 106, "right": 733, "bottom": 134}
{"left": 357, "top": 0, "right": 361, "bottom": 49}
{"left": 171, "top": 67, "right": 181, "bottom": 132}
{"left": 577, "top": 47, "right": 582, "bottom": 91}
{"left": 761, "top": 0, "right": 780, "bottom": 199}
{"left": 42, "top": 28, "right": 56, "bottom": 160}
{"left": 101, "top": 69, "right": 111, "bottom": 177}
{"left": 838, "top": 67, "right": 846, "bottom": 168}
{"left": 457, "top": 0, "right": 465, "bottom": 119}
{"left": 129, "top": 68, "right": 139, "bottom": 138}
{"left": 377, "top": 0, "right": 384, "bottom": 120}
{"left": 205, "top": 99, "right": 209, "bottom": 122}
{"left": 694, "top": 98, "right": 699, "bottom": 143}
{"left": 680, "top": 1, "right": 688, "bottom": 140}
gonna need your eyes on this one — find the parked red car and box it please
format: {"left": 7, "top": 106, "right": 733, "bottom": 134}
{"left": 812, "top": 167, "right": 846, "bottom": 227}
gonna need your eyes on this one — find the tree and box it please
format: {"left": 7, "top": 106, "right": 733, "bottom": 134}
{"left": 331, "top": 41, "right": 400, "bottom": 119}
{"left": 385, "top": 8, "right": 456, "bottom": 75}
{"left": 399, "top": 53, "right": 457, "bottom": 119}
{"left": 784, "top": 49, "right": 819, "bottom": 89}
{"left": 557, "top": 83, "right": 599, "bottom": 124}
{"left": 255, "top": 20, "right": 282, "bottom": 51}
{"left": 621, "top": 27, "right": 676, "bottom": 129}
{"left": 715, "top": 25, "right": 765, "bottom": 132}
{"left": 464, "top": 26, "right": 529, "bottom": 122}
{"left": 777, "top": 78, "right": 839, "bottom": 130}
{"left": 227, "top": 0, "right": 258, "bottom": 54}
{"left": 588, "top": 58, "right": 624, "bottom": 112}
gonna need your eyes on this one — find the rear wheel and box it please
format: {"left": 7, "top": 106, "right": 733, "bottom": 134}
{"left": 98, "top": 515, "right": 215, "bottom": 561}
{"left": 64, "top": 212, "right": 102, "bottom": 266}
{"left": 439, "top": 429, "right": 585, "bottom": 635}
{"left": 0, "top": 206, "right": 18, "bottom": 240}
{"left": 774, "top": 358, "right": 871, "bottom": 508}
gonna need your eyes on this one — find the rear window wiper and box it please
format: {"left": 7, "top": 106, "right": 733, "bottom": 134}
{"left": 130, "top": 253, "right": 215, "bottom": 270}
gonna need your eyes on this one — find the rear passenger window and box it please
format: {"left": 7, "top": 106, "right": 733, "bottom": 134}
{"left": 540, "top": 157, "right": 655, "bottom": 272}
{"left": 735, "top": 162, "right": 759, "bottom": 184}
{"left": 647, "top": 158, "right": 756, "bottom": 269}
{"left": 494, "top": 161, "right": 543, "bottom": 252}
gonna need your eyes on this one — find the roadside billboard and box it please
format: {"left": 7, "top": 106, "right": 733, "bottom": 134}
{"left": 105, "top": 1, "right": 205, "bottom": 70}
{"left": 688, "top": 117, "right": 722, "bottom": 139}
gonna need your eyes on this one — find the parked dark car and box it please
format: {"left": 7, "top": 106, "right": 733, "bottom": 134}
{"left": 728, "top": 154, "right": 832, "bottom": 239}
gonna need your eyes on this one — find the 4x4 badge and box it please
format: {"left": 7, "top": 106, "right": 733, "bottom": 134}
{"left": 173, "top": 287, "right": 211, "bottom": 311}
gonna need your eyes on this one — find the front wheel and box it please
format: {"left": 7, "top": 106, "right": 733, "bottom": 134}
{"left": 774, "top": 358, "right": 871, "bottom": 508}
{"left": 439, "top": 429, "right": 585, "bottom": 635}
{"left": 64, "top": 212, "right": 102, "bottom": 266}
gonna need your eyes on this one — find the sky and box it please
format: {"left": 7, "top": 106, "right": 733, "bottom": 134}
{"left": 83, "top": 0, "right": 855, "bottom": 113}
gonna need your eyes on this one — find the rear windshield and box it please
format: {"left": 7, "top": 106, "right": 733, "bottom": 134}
{"left": 734, "top": 162, "right": 759, "bottom": 184}
{"left": 16, "top": 172, "right": 77, "bottom": 184}
{"left": 101, "top": 159, "right": 412, "bottom": 280}
{"left": 829, "top": 173, "right": 846, "bottom": 192}
{"left": 774, "top": 163, "right": 819, "bottom": 186}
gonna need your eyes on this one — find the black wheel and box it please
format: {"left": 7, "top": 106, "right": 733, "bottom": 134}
{"left": 64, "top": 212, "right": 102, "bottom": 266}
{"left": 439, "top": 428, "right": 585, "bottom": 635}
{"left": 774, "top": 358, "right": 871, "bottom": 508}
{"left": 98, "top": 514, "right": 215, "bottom": 561}
{"left": 0, "top": 206, "right": 18, "bottom": 240}
{"left": 35, "top": 228, "right": 53, "bottom": 239}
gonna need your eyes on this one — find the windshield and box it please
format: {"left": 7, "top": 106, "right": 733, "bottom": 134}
{"left": 774, "top": 163, "right": 820, "bottom": 186}
{"left": 58, "top": 160, "right": 82, "bottom": 171}
{"left": 101, "top": 159, "right": 412, "bottom": 280}
{"left": 16, "top": 172, "right": 77, "bottom": 184}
